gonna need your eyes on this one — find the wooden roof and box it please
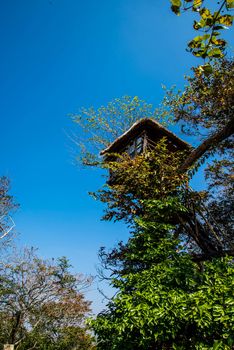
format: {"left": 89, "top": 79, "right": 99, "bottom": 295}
{"left": 100, "top": 118, "right": 191, "bottom": 155}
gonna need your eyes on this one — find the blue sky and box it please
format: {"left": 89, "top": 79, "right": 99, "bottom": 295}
{"left": 0, "top": 0, "right": 233, "bottom": 313}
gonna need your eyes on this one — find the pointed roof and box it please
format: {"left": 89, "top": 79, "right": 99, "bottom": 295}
{"left": 100, "top": 118, "right": 191, "bottom": 155}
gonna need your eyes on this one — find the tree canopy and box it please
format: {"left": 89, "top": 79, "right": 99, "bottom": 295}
{"left": 0, "top": 248, "right": 94, "bottom": 350}
{"left": 91, "top": 202, "right": 234, "bottom": 349}
{"left": 73, "top": 56, "right": 234, "bottom": 348}
{"left": 89, "top": 133, "right": 233, "bottom": 348}
{"left": 54, "top": 1, "right": 234, "bottom": 347}
{"left": 71, "top": 96, "right": 170, "bottom": 167}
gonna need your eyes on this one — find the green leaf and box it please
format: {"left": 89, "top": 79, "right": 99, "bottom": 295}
{"left": 213, "top": 340, "right": 222, "bottom": 350}
{"left": 170, "top": 0, "right": 182, "bottom": 6}
{"left": 192, "top": 49, "right": 206, "bottom": 57}
{"left": 199, "top": 7, "right": 212, "bottom": 19}
{"left": 211, "top": 38, "right": 226, "bottom": 47}
{"left": 226, "top": 0, "right": 234, "bottom": 9}
{"left": 193, "top": 0, "right": 203, "bottom": 10}
{"left": 207, "top": 48, "right": 224, "bottom": 58}
{"left": 200, "top": 64, "right": 213, "bottom": 76}
{"left": 170, "top": 0, "right": 182, "bottom": 14}
{"left": 193, "top": 20, "right": 202, "bottom": 30}
{"left": 193, "top": 18, "right": 206, "bottom": 30}
{"left": 218, "top": 14, "right": 233, "bottom": 26}
{"left": 194, "top": 34, "right": 210, "bottom": 41}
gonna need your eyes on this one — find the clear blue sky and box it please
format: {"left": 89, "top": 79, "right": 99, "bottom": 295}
{"left": 0, "top": 0, "right": 232, "bottom": 313}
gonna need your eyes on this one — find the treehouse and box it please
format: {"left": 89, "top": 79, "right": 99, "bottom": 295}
{"left": 101, "top": 118, "right": 191, "bottom": 184}
{"left": 100, "top": 118, "right": 191, "bottom": 159}
{"left": 100, "top": 119, "right": 225, "bottom": 257}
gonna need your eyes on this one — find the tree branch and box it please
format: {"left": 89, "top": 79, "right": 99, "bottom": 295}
{"left": 193, "top": 249, "right": 234, "bottom": 262}
{"left": 179, "top": 117, "right": 234, "bottom": 172}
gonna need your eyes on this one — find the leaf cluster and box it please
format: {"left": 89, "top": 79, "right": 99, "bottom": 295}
{"left": 164, "top": 59, "right": 233, "bottom": 202}
{"left": 98, "top": 197, "right": 187, "bottom": 279}
{"left": 170, "top": 0, "right": 234, "bottom": 61}
{"left": 92, "top": 139, "right": 189, "bottom": 224}
{"left": 71, "top": 96, "right": 170, "bottom": 167}
{"left": 165, "top": 59, "right": 234, "bottom": 136}
{"left": 92, "top": 207, "right": 234, "bottom": 349}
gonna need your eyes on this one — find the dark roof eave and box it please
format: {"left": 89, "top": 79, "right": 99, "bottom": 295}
{"left": 100, "top": 118, "right": 191, "bottom": 155}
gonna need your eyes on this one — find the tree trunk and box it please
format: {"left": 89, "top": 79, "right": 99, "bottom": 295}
{"left": 9, "top": 311, "right": 21, "bottom": 345}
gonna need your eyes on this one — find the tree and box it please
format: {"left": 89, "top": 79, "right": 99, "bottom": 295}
{"left": 72, "top": 63, "right": 233, "bottom": 347}
{"left": 72, "top": 62, "right": 233, "bottom": 255}
{"left": 71, "top": 95, "right": 169, "bottom": 167}
{"left": 91, "top": 203, "right": 234, "bottom": 349}
{"left": 72, "top": 59, "right": 233, "bottom": 179}
{"left": 90, "top": 140, "right": 189, "bottom": 224}
{"left": 77, "top": 111, "right": 232, "bottom": 347}
{"left": 169, "top": 0, "right": 234, "bottom": 63}
{"left": 0, "top": 248, "right": 94, "bottom": 350}
{"left": 164, "top": 59, "right": 234, "bottom": 252}
{"left": 165, "top": 59, "right": 234, "bottom": 173}
{"left": 71, "top": 40, "right": 233, "bottom": 350}
{"left": 0, "top": 177, "right": 18, "bottom": 245}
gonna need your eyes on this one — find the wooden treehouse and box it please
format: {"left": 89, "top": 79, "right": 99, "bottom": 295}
{"left": 100, "top": 118, "right": 190, "bottom": 159}
{"left": 101, "top": 118, "right": 226, "bottom": 260}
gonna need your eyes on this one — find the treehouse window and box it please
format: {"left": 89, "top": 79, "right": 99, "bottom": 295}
{"left": 128, "top": 142, "right": 135, "bottom": 158}
{"left": 126, "top": 136, "right": 144, "bottom": 158}
{"left": 136, "top": 136, "right": 143, "bottom": 154}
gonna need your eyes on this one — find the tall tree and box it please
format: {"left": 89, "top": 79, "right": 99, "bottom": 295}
{"left": 165, "top": 59, "right": 234, "bottom": 173}
{"left": 71, "top": 33, "right": 233, "bottom": 350}
{"left": 164, "top": 59, "right": 234, "bottom": 252}
{"left": 73, "top": 62, "right": 233, "bottom": 347}
{"left": 72, "top": 59, "right": 233, "bottom": 254}
{"left": 0, "top": 248, "right": 94, "bottom": 350}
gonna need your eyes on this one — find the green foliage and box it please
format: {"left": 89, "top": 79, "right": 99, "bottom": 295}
{"left": 98, "top": 197, "right": 188, "bottom": 280}
{"left": 73, "top": 57, "right": 233, "bottom": 350}
{"left": 89, "top": 141, "right": 233, "bottom": 348}
{"left": 92, "top": 257, "right": 234, "bottom": 349}
{"left": 17, "top": 326, "right": 96, "bottom": 350}
{"left": 91, "top": 139, "right": 189, "bottom": 224}
{"left": 0, "top": 248, "right": 94, "bottom": 349}
{"left": 164, "top": 59, "right": 233, "bottom": 188}
{"left": 84, "top": 87, "right": 233, "bottom": 347}
{"left": 91, "top": 203, "right": 234, "bottom": 349}
{"left": 71, "top": 96, "right": 170, "bottom": 166}
{"left": 204, "top": 158, "right": 234, "bottom": 250}
{"left": 169, "top": 0, "right": 234, "bottom": 62}
{"left": 165, "top": 59, "right": 233, "bottom": 135}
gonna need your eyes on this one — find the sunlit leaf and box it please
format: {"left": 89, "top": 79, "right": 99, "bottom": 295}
{"left": 218, "top": 14, "right": 233, "bottom": 26}
{"left": 193, "top": 0, "right": 203, "bottom": 10}
{"left": 199, "top": 7, "right": 212, "bottom": 19}
{"left": 170, "top": 0, "right": 182, "bottom": 14}
{"left": 207, "top": 48, "right": 224, "bottom": 57}
{"left": 211, "top": 38, "right": 226, "bottom": 47}
{"left": 200, "top": 64, "right": 213, "bottom": 76}
{"left": 226, "top": 0, "right": 234, "bottom": 9}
